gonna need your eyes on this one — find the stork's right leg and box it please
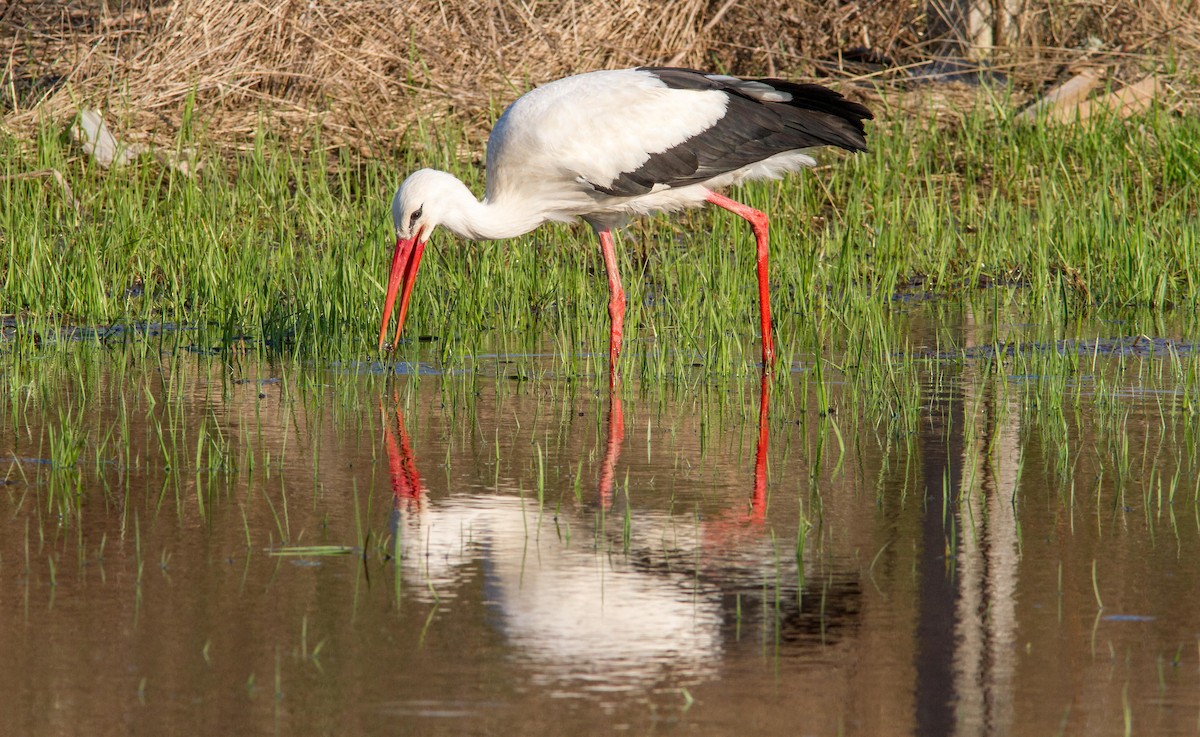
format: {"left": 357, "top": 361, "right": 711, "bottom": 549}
{"left": 704, "top": 191, "right": 776, "bottom": 368}
{"left": 598, "top": 229, "right": 626, "bottom": 387}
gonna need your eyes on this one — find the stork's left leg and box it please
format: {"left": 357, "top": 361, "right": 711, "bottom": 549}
{"left": 597, "top": 228, "right": 626, "bottom": 387}
{"left": 704, "top": 191, "right": 776, "bottom": 368}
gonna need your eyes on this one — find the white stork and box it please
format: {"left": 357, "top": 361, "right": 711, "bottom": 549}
{"left": 379, "top": 67, "right": 872, "bottom": 377}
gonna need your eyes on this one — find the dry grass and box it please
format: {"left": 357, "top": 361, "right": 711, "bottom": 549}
{"left": 2, "top": 0, "right": 1197, "bottom": 153}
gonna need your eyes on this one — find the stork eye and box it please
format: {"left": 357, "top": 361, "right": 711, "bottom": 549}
{"left": 409, "top": 207, "right": 423, "bottom": 227}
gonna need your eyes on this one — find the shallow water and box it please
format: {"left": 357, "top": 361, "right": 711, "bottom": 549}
{"left": 3, "top": 304, "right": 1200, "bottom": 736}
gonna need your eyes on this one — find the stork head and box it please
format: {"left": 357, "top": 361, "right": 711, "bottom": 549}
{"left": 379, "top": 169, "right": 451, "bottom": 350}
{"left": 390, "top": 168, "right": 447, "bottom": 242}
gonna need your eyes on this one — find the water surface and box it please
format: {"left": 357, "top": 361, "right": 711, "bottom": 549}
{"left": 3, "top": 304, "right": 1199, "bottom": 736}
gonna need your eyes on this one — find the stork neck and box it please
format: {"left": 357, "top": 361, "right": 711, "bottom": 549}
{"left": 436, "top": 173, "right": 542, "bottom": 241}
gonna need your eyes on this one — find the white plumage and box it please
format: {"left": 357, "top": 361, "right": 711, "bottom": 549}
{"left": 484, "top": 69, "right": 730, "bottom": 223}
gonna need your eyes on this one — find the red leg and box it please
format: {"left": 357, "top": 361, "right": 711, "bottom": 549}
{"left": 704, "top": 191, "right": 776, "bottom": 368}
{"left": 597, "top": 229, "right": 626, "bottom": 388}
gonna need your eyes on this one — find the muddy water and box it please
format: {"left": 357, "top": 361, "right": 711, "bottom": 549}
{"left": 3, "top": 307, "right": 1200, "bottom": 736}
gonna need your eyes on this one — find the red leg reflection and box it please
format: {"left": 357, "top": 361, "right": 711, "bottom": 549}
{"left": 700, "top": 373, "right": 772, "bottom": 547}
{"left": 382, "top": 392, "right": 423, "bottom": 512}
{"left": 749, "top": 371, "right": 770, "bottom": 522}
{"left": 598, "top": 390, "right": 625, "bottom": 510}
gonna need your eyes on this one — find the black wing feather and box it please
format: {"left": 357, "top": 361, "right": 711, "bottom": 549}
{"left": 593, "top": 67, "right": 872, "bottom": 197}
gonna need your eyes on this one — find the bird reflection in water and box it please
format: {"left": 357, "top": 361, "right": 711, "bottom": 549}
{"left": 375, "top": 375, "right": 868, "bottom": 697}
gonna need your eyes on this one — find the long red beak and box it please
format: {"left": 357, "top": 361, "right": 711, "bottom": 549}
{"left": 378, "top": 234, "right": 427, "bottom": 350}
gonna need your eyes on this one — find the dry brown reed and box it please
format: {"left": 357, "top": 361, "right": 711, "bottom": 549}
{"left": 2, "top": 0, "right": 1196, "bottom": 153}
